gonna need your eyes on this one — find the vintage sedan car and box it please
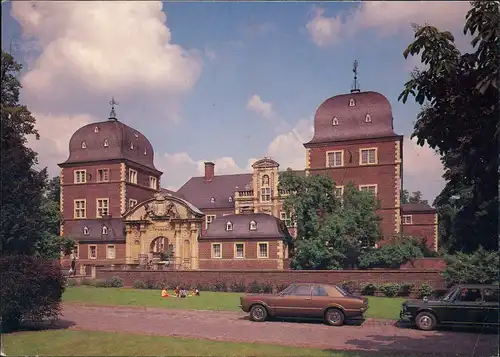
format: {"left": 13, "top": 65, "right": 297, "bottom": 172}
{"left": 239, "top": 283, "right": 368, "bottom": 326}
{"left": 400, "top": 284, "right": 499, "bottom": 331}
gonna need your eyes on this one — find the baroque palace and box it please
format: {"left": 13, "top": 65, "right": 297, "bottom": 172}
{"left": 60, "top": 88, "right": 438, "bottom": 273}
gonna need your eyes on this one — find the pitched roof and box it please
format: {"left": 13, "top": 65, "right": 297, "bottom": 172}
{"left": 176, "top": 170, "right": 306, "bottom": 210}
{"left": 70, "top": 218, "right": 125, "bottom": 242}
{"left": 201, "top": 213, "right": 288, "bottom": 239}
{"left": 402, "top": 203, "right": 436, "bottom": 213}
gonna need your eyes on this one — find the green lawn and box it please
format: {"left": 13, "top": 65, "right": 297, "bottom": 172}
{"left": 63, "top": 286, "right": 405, "bottom": 320}
{"left": 2, "top": 330, "right": 413, "bottom": 356}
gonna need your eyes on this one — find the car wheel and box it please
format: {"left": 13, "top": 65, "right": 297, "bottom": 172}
{"left": 415, "top": 311, "right": 437, "bottom": 331}
{"left": 250, "top": 304, "right": 268, "bottom": 322}
{"left": 325, "top": 308, "right": 345, "bottom": 326}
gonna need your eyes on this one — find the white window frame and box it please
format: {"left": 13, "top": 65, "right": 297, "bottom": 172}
{"left": 97, "top": 168, "right": 109, "bottom": 183}
{"left": 349, "top": 98, "right": 356, "bottom": 107}
{"left": 103, "top": 139, "right": 109, "bottom": 147}
{"left": 81, "top": 141, "right": 87, "bottom": 149}
{"left": 249, "top": 220, "right": 257, "bottom": 231}
{"left": 260, "top": 187, "right": 271, "bottom": 202}
{"left": 280, "top": 211, "right": 293, "bottom": 227}
{"left": 106, "top": 245, "right": 115, "bottom": 259}
{"left": 206, "top": 214, "right": 216, "bottom": 229}
{"left": 359, "top": 184, "right": 378, "bottom": 196}
{"left": 365, "top": 114, "right": 372, "bottom": 122}
{"left": 129, "top": 199, "right": 138, "bottom": 209}
{"left": 128, "top": 169, "right": 138, "bottom": 184}
{"left": 89, "top": 245, "right": 97, "bottom": 260}
{"left": 402, "top": 215, "right": 413, "bottom": 225}
{"left": 74, "top": 170, "right": 87, "bottom": 184}
{"left": 334, "top": 186, "right": 344, "bottom": 200}
{"left": 211, "top": 243, "right": 222, "bottom": 259}
{"left": 149, "top": 176, "right": 157, "bottom": 189}
{"left": 83, "top": 226, "right": 90, "bottom": 236}
{"left": 74, "top": 199, "right": 86, "bottom": 219}
{"left": 102, "top": 226, "right": 108, "bottom": 235}
{"left": 359, "top": 148, "right": 378, "bottom": 165}
{"left": 234, "top": 243, "right": 245, "bottom": 259}
{"left": 326, "top": 150, "right": 343, "bottom": 168}
{"left": 96, "top": 198, "right": 109, "bottom": 218}
{"left": 257, "top": 242, "right": 269, "bottom": 259}
{"left": 226, "top": 221, "right": 233, "bottom": 231}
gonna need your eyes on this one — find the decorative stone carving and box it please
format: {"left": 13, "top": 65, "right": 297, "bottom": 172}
{"left": 144, "top": 194, "right": 179, "bottom": 220}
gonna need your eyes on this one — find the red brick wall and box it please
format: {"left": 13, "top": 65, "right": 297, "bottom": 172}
{"left": 400, "top": 258, "right": 446, "bottom": 270}
{"left": 64, "top": 242, "right": 126, "bottom": 263}
{"left": 308, "top": 137, "right": 401, "bottom": 240}
{"left": 402, "top": 212, "right": 438, "bottom": 250}
{"left": 198, "top": 239, "right": 281, "bottom": 269}
{"left": 97, "top": 268, "right": 445, "bottom": 290}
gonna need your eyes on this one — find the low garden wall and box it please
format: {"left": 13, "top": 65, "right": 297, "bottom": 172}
{"left": 96, "top": 268, "right": 446, "bottom": 293}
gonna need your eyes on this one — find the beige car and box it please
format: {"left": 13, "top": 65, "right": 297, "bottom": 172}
{"left": 239, "top": 283, "right": 369, "bottom": 326}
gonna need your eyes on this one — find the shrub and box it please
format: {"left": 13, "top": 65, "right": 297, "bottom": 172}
{"left": 248, "top": 281, "right": 262, "bottom": 293}
{"left": 261, "top": 282, "right": 273, "bottom": 294}
{"left": 276, "top": 284, "right": 289, "bottom": 293}
{"left": 107, "top": 276, "right": 124, "bottom": 288}
{"left": 359, "top": 236, "right": 424, "bottom": 269}
{"left": 229, "top": 281, "right": 246, "bottom": 293}
{"left": 379, "top": 283, "right": 401, "bottom": 297}
{"left": 360, "top": 283, "right": 377, "bottom": 296}
{"left": 213, "top": 280, "right": 228, "bottom": 292}
{"left": 399, "top": 283, "right": 414, "bottom": 297}
{"left": 1, "top": 255, "right": 66, "bottom": 332}
{"left": 442, "top": 247, "right": 499, "bottom": 286}
{"left": 417, "top": 284, "right": 435, "bottom": 299}
{"left": 133, "top": 280, "right": 148, "bottom": 289}
{"left": 339, "top": 280, "right": 357, "bottom": 294}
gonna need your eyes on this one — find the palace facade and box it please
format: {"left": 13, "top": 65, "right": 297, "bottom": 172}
{"left": 60, "top": 89, "right": 438, "bottom": 272}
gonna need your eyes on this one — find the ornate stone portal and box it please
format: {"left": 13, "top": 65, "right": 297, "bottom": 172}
{"left": 123, "top": 193, "right": 204, "bottom": 269}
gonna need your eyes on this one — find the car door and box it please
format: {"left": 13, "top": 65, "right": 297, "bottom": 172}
{"left": 482, "top": 287, "right": 500, "bottom": 325}
{"left": 453, "top": 288, "right": 484, "bottom": 325}
{"left": 273, "top": 284, "right": 313, "bottom": 318}
{"left": 310, "top": 285, "right": 330, "bottom": 318}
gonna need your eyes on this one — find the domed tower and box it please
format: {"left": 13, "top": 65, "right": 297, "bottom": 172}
{"left": 304, "top": 68, "right": 404, "bottom": 241}
{"left": 58, "top": 100, "right": 162, "bottom": 266}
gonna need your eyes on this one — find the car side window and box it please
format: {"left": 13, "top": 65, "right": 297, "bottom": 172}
{"left": 483, "top": 288, "right": 499, "bottom": 303}
{"left": 286, "top": 285, "right": 312, "bottom": 296}
{"left": 457, "top": 288, "right": 482, "bottom": 302}
{"left": 312, "top": 286, "right": 329, "bottom": 297}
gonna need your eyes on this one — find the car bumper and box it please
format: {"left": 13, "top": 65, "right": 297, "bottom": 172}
{"left": 239, "top": 304, "right": 249, "bottom": 313}
{"left": 400, "top": 310, "right": 413, "bottom": 322}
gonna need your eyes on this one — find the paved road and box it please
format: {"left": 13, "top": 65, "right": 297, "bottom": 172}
{"left": 61, "top": 305, "right": 497, "bottom": 356}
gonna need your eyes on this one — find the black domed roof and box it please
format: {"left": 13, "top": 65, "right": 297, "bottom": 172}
{"left": 306, "top": 91, "right": 397, "bottom": 145}
{"left": 61, "top": 119, "right": 159, "bottom": 172}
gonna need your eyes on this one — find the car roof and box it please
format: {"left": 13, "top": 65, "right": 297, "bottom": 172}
{"left": 456, "top": 284, "right": 499, "bottom": 289}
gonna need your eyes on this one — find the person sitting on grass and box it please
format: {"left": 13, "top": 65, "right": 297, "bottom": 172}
{"left": 161, "top": 287, "right": 169, "bottom": 298}
{"left": 180, "top": 287, "right": 187, "bottom": 298}
{"left": 192, "top": 288, "right": 200, "bottom": 296}
{"left": 174, "top": 285, "right": 180, "bottom": 297}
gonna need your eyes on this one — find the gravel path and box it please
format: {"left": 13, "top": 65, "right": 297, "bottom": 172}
{"left": 61, "top": 305, "right": 498, "bottom": 356}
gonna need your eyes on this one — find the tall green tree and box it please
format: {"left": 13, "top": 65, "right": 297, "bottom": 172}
{"left": 401, "top": 189, "right": 429, "bottom": 205}
{"left": 279, "top": 171, "right": 381, "bottom": 270}
{"left": 399, "top": 1, "right": 499, "bottom": 252}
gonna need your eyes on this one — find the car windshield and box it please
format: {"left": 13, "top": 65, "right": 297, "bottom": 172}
{"left": 335, "top": 285, "right": 349, "bottom": 296}
{"left": 442, "top": 287, "right": 458, "bottom": 301}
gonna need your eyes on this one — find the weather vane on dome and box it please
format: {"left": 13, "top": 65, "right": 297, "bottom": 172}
{"left": 109, "top": 97, "right": 119, "bottom": 120}
{"left": 351, "top": 60, "right": 360, "bottom": 93}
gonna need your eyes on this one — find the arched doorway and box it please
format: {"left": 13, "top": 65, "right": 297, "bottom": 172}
{"left": 150, "top": 236, "right": 168, "bottom": 259}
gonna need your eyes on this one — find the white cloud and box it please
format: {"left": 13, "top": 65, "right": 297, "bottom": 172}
{"left": 306, "top": 2, "right": 471, "bottom": 48}
{"left": 246, "top": 94, "right": 276, "bottom": 120}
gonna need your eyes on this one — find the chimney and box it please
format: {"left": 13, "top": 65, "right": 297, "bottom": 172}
{"left": 204, "top": 162, "right": 215, "bottom": 182}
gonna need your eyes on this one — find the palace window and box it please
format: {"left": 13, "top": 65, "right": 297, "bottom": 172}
{"left": 96, "top": 198, "right": 109, "bottom": 218}
{"left": 280, "top": 211, "right": 292, "bottom": 227}
{"left": 83, "top": 226, "right": 90, "bottom": 236}
{"left": 103, "top": 139, "right": 109, "bottom": 147}
{"left": 106, "top": 245, "right": 115, "bottom": 259}
{"left": 332, "top": 117, "right": 339, "bottom": 126}
{"left": 74, "top": 200, "right": 86, "bottom": 219}
{"left": 128, "top": 169, "right": 137, "bottom": 184}
{"left": 210, "top": 197, "right": 215, "bottom": 204}
{"left": 402, "top": 215, "right": 413, "bottom": 225}
{"left": 234, "top": 243, "right": 245, "bottom": 259}
{"left": 349, "top": 98, "right": 356, "bottom": 107}
{"left": 97, "top": 168, "right": 109, "bottom": 182}
{"left": 359, "top": 185, "right": 377, "bottom": 196}
{"left": 81, "top": 141, "right": 87, "bottom": 149}
{"left": 149, "top": 176, "right": 157, "bottom": 189}
{"left": 134, "top": 132, "right": 139, "bottom": 138}
{"left": 334, "top": 186, "right": 344, "bottom": 200}
{"left": 326, "top": 151, "right": 343, "bottom": 167}
{"left": 261, "top": 174, "right": 270, "bottom": 186}
{"left": 211, "top": 243, "right": 222, "bottom": 259}
{"left": 129, "top": 199, "right": 138, "bottom": 209}
{"left": 73, "top": 244, "right": 79, "bottom": 258}
{"left": 260, "top": 187, "right": 271, "bottom": 202}
{"left": 226, "top": 221, "right": 233, "bottom": 231}
{"left": 144, "top": 149, "right": 147, "bottom": 155}
{"left": 360, "top": 148, "right": 377, "bottom": 165}
{"left": 94, "top": 126, "right": 99, "bottom": 133}
{"left": 365, "top": 114, "right": 372, "bottom": 123}
{"left": 206, "top": 214, "right": 216, "bottom": 229}
{"left": 130, "top": 142, "right": 134, "bottom": 150}
{"left": 102, "top": 226, "right": 108, "bottom": 235}
{"left": 89, "top": 245, "right": 97, "bottom": 259}
{"left": 74, "top": 170, "right": 87, "bottom": 184}
{"left": 249, "top": 220, "right": 257, "bottom": 231}
{"left": 258, "top": 242, "right": 269, "bottom": 258}
{"left": 228, "top": 196, "right": 233, "bottom": 203}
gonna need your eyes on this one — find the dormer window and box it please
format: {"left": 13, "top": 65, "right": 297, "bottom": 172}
{"left": 94, "top": 126, "right": 99, "bottom": 133}
{"left": 365, "top": 114, "right": 372, "bottom": 123}
{"left": 130, "top": 142, "right": 134, "bottom": 150}
{"left": 349, "top": 98, "right": 356, "bottom": 107}
{"left": 226, "top": 221, "right": 233, "bottom": 231}
{"left": 332, "top": 117, "right": 339, "bottom": 126}
{"left": 83, "top": 226, "right": 89, "bottom": 235}
{"left": 249, "top": 220, "right": 257, "bottom": 231}
{"left": 228, "top": 197, "right": 233, "bottom": 203}
{"left": 210, "top": 197, "right": 215, "bottom": 204}
{"left": 144, "top": 149, "right": 147, "bottom": 155}
{"left": 102, "top": 226, "right": 108, "bottom": 235}
{"left": 134, "top": 132, "right": 139, "bottom": 138}
{"left": 81, "top": 141, "right": 87, "bottom": 149}
{"left": 104, "top": 139, "right": 109, "bottom": 147}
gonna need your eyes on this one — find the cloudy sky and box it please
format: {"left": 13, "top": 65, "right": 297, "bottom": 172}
{"left": 2, "top": 1, "right": 473, "bottom": 203}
